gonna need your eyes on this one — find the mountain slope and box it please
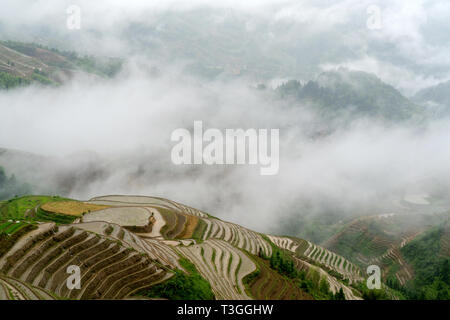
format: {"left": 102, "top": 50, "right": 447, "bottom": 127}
{"left": 414, "top": 80, "right": 450, "bottom": 117}
{"left": 399, "top": 224, "right": 450, "bottom": 299}
{"left": 277, "top": 69, "right": 424, "bottom": 123}
{"left": 0, "top": 194, "right": 365, "bottom": 300}
{"left": 323, "top": 212, "right": 449, "bottom": 297}
{"left": 0, "top": 41, "right": 122, "bottom": 89}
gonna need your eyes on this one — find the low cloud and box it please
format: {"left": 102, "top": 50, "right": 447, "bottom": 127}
{"left": 1, "top": 0, "right": 450, "bottom": 234}
{"left": 1, "top": 61, "right": 450, "bottom": 233}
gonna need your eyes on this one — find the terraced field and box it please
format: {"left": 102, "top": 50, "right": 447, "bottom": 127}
{"left": 378, "top": 248, "right": 413, "bottom": 286}
{"left": 368, "top": 232, "right": 420, "bottom": 286}
{"left": 35, "top": 207, "right": 78, "bottom": 224}
{"left": 267, "top": 235, "right": 362, "bottom": 283}
{"left": 267, "top": 235, "right": 300, "bottom": 253}
{"left": 0, "top": 220, "right": 34, "bottom": 235}
{"left": 324, "top": 218, "right": 395, "bottom": 266}
{"left": 200, "top": 218, "right": 272, "bottom": 257}
{"left": 318, "top": 214, "right": 436, "bottom": 288}
{"left": 74, "top": 221, "right": 181, "bottom": 270}
{"left": 83, "top": 207, "right": 152, "bottom": 227}
{"left": 88, "top": 196, "right": 273, "bottom": 258}
{"left": 0, "top": 222, "right": 171, "bottom": 299}
{"left": 0, "top": 194, "right": 369, "bottom": 300}
{"left": 0, "top": 41, "right": 122, "bottom": 87}
{"left": 88, "top": 196, "right": 210, "bottom": 241}
{"left": 89, "top": 195, "right": 208, "bottom": 218}
{"left": 177, "top": 239, "right": 256, "bottom": 299}
{"left": 0, "top": 195, "right": 72, "bottom": 220}
{"left": 293, "top": 257, "right": 362, "bottom": 300}
{"left": 158, "top": 207, "right": 188, "bottom": 239}
{"left": 0, "top": 43, "right": 49, "bottom": 78}
{"left": 245, "top": 255, "right": 313, "bottom": 300}
{"left": 0, "top": 196, "right": 104, "bottom": 226}
{"left": 0, "top": 275, "right": 56, "bottom": 300}
{"left": 303, "top": 241, "right": 362, "bottom": 283}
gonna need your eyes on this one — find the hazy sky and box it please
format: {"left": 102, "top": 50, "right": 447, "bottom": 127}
{"left": 1, "top": 0, "right": 449, "bottom": 93}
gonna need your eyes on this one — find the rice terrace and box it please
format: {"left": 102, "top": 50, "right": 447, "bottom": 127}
{"left": 0, "top": 194, "right": 370, "bottom": 300}
{"left": 2, "top": 193, "right": 444, "bottom": 302}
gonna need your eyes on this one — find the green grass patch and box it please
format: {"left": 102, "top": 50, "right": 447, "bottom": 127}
{"left": 3, "top": 222, "right": 28, "bottom": 234}
{"left": 35, "top": 207, "right": 77, "bottom": 224}
{"left": 0, "top": 195, "right": 72, "bottom": 221}
{"left": 136, "top": 258, "right": 215, "bottom": 300}
{"left": 0, "top": 221, "right": 14, "bottom": 232}
{"left": 192, "top": 218, "right": 207, "bottom": 242}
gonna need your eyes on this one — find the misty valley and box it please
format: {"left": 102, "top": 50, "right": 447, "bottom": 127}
{"left": 0, "top": 0, "right": 448, "bottom": 309}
